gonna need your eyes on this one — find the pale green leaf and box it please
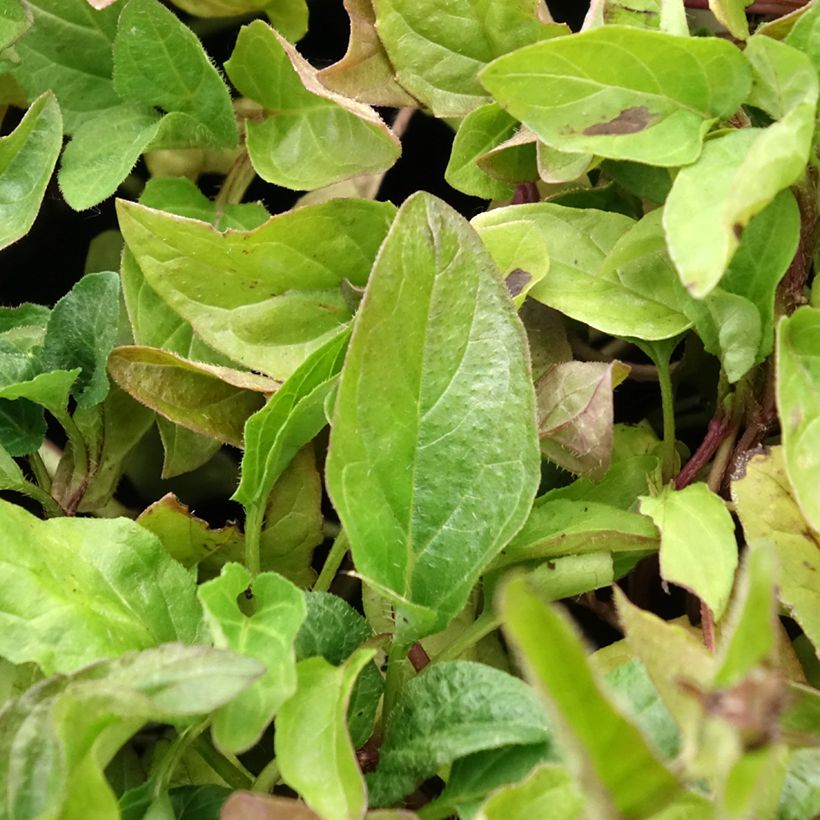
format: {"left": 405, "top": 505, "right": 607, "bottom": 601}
{"left": 582, "top": 0, "right": 688, "bottom": 35}
{"left": 778, "top": 748, "right": 820, "bottom": 820}
{"left": 0, "top": 91, "right": 62, "bottom": 250}
{"left": 373, "top": 0, "right": 565, "bottom": 116}
{"left": 776, "top": 307, "right": 820, "bottom": 533}
{"left": 226, "top": 20, "right": 400, "bottom": 190}
{"left": 746, "top": 35, "right": 818, "bottom": 120}
{"left": 481, "top": 27, "right": 750, "bottom": 166}
{"left": 316, "top": 0, "right": 417, "bottom": 106}
{"left": 785, "top": 0, "right": 820, "bottom": 73}
{"left": 326, "top": 193, "right": 540, "bottom": 642}
{"left": 0, "top": 645, "right": 261, "bottom": 820}
{"left": 479, "top": 764, "right": 585, "bottom": 820}
{"left": 368, "top": 661, "right": 551, "bottom": 807}
{"left": 113, "top": 0, "right": 237, "bottom": 147}
{"left": 0, "top": 0, "right": 29, "bottom": 51}
{"left": 721, "top": 744, "right": 789, "bottom": 819}
{"left": 117, "top": 198, "right": 395, "bottom": 379}
{"left": 731, "top": 447, "right": 820, "bottom": 654}
{"left": 198, "top": 563, "right": 305, "bottom": 753}
{"left": 709, "top": 0, "right": 752, "bottom": 39}
{"left": 536, "top": 143, "right": 594, "bottom": 184}
{"left": 108, "top": 345, "right": 275, "bottom": 447}
{"left": 275, "top": 650, "right": 374, "bottom": 820}
{"left": 499, "top": 575, "right": 685, "bottom": 817}
{"left": 639, "top": 483, "right": 737, "bottom": 621}
{"left": 0, "top": 499, "right": 203, "bottom": 674}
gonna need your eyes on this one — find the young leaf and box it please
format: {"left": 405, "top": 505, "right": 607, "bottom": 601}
{"left": 116, "top": 198, "right": 395, "bottom": 379}
{"left": 326, "top": 193, "right": 540, "bottom": 642}
{"left": 731, "top": 447, "right": 820, "bottom": 653}
{"left": 108, "top": 345, "right": 276, "bottom": 447}
{"left": 582, "top": 0, "right": 688, "bottom": 35}
{"left": 776, "top": 307, "right": 820, "bottom": 533}
{"left": 225, "top": 20, "right": 400, "bottom": 190}
{"left": 499, "top": 575, "right": 685, "bottom": 817}
{"left": 12, "top": 0, "right": 121, "bottom": 133}
{"left": 481, "top": 27, "right": 751, "bottom": 166}
{"left": 373, "top": 0, "right": 566, "bottom": 116}
{"left": 275, "top": 650, "right": 374, "bottom": 820}
{"left": 0, "top": 499, "right": 203, "bottom": 674}
{"left": 113, "top": 0, "right": 237, "bottom": 148}
{"left": 233, "top": 329, "right": 349, "bottom": 511}
{"left": 368, "top": 660, "right": 552, "bottom": 807}
{"left": 476, "top": 127, "right": 538, "bottom": 184}
{"left": 0, "top": 645, "right": 262, "bottom": 820}
{"left": 198, "top": 563, "right": 306, "bottom": 753}
{"left": 479, "top": 764, "right": 585, "bottom": 820}
{"left": 709, "top": 0, "right": 753, "bottom": 39}
{"left": 317, "top": 0, "right": 417, "bottom": 106}
{"left": 41, "top": 271, "right": 121, "bottom": 409}
{"left": 0, "top": 91, "right": 62, "bottom": 250}
{"left": 536, "top": 360, "right": 629, "bottom": 478}
{"left": 639, "top": 483, "right": 738, "bottom": 622}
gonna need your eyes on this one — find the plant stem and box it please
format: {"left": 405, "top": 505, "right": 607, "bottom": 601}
{"left": 313, "top": 529, "right": 349, "bottom": 593}
{"left": 22, "top": 480, "right": 63, "bottom": 518}
{"left": 252, "top": 758, "right": 281, "bottom": 793}
{"left": 656, "top": 354, "right": 677, "bottom": 483}
{"left": 433, "top": 612, "right": 500, "bottom": 663}
{"left": 154, "top": 720, "right": 210, "bottom": 795}
{"left": 56, "top": 411, "right": 88, "bottom": 480}
{"left": 244, "top": 502, "right": 265, "bottom": 578}
{"left": 214, "top": 150, "right": 256, "bottom": 219}
{"left": 28, "top": 450, "right": 51, "bottom": 493}
{"left": 383, "top": 639, "right": 409, "bottom": 721}
{"left": 192, "top": 736, "right": 253, "bottom": 789}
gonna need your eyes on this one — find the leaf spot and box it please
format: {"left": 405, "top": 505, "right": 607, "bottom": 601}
{"left": 505, "top": 269, "right": 532, "bottom": 298}
{"left": 583, "top": 106, "right": 653, "bottom": 136}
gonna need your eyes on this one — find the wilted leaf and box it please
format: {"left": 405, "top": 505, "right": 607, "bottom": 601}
{"left": 583, "top": 0, "right": 688, "bottom": 35}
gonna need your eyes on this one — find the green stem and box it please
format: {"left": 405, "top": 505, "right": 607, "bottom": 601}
{"left": 21, "top": 479, "right": 63, "bottom": 518}
{"left": 28, "top": 451, "right": 51, "bottom": 493}
{"left": 656, "top": 354, "right": 677, "bottom": 483}
{"left": 55, "top": 411, "right": 88, "bottom": 480}
{"left": 252, "top": 757, "right": 281, "bottom": 793}
{"left": 383, "top": 639, "right": 409, "bottom": 722}
{"left": 154, "top": 720, "right": 210, "bottom": 795}
{"left": 244, "top": 502, "right": 265, "bottom": 578}
{"left": 214, "top": 150, "right": 256, "bottom": 218}
{"left": 433, "top": 612, "right": 499, "bottom": 663}
{"left": 192, "top": 736, "right": 253, "bottom": 790}
{"left": 312, "top": 529, "right": 349, "bottom": 593}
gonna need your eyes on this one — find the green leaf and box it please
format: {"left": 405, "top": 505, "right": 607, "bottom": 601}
{"left": 368, "top": 660, "right": 552, "bottom": 807}
{"left": 0, "top": 91, "right": 62, "bottom": 250}
{"left": 446, "top": 103, "right": 518, "bottom": 200}
{"left": 663, "top": 118, "right": 815, "bottom": 298}
{"left": 583, "top": 0, "right": 688, "bottom": 35}
{"left": 12, "top": 0, "right": 121, "bottom": 133}
{"left": 108, "top": 345, "right": 276, "bottom": 447}
{"left": 316, "top": 0, "right": 417, "bottom": 107}
{"left": 481, "top": 27, "right": 751, "bottom": 166}
{"left": 600, "top": 159, "right": 672, "bottom": 204}
{"left": 113, "top": 0, "right": 237, "bottom": 148}
{"left": 476, "top": 127, "right": 538, "bottom": 184}
{"left": 198, "top": 563, "right": 305, "bottom": 753}
{"left": 536, "top": 142, "right": 594, "bottom": 184}
{"left": 0, "top": 499, "right": 203, "bottom": 674}
{"left": 233, "top": 330, "right": 348, "bottom": 510}
{"left": 480, "top": 764, "right": 585, "bottom": 820}
{"left": 785, "top": 0, "right": 820, "bottom": 73}
{"left": 0, "top": 644, "right": 262, "bottom": 820}
{"left": 536, "top": 360, "right": 629, "bottom": 478}
{"left": 0, "top": 0, "right": 29, "bottom": 51}
{"left": 731, "top": 447, "right": 820, "bottom": 654}
{"left": 275, "top": 650, "right": 373, "bottom": 820}
{"left": 225, "top": 20, "right": 399, "bottom": 190}
{"left": 373, "top": 0, "right": 567, "bottom": 116}
{"left": 137, "top": 493, "right": 245, "bottom": 569}
{"left": 0, "top": 397, "right": 46, "bottom": 456}
{"left": 499, "top": 575, "right": 685, "bottom": 817}
{"left": 41, "top": 271, "right": 121, "bottom": 409}
{"left": 709, "top": 0, "right": 752, "bottom": 39}
{"left": 778, "top": 748, "right": 820, "bottom": 820}
{"left": 0, "top": 368, "right": 79, "bottom": 418}
{"left": 493, "top": 496, "right": 658, "bottom": 569}
{"left": 326, "top": 193, "right": 540, "bottom": 642}
{"left": 746, "top": 35, "right": 817, "bottom": 120}
{"left": 639, "top": 483, "right": 737, "bottom": 621}
{"left": 776, "top": 307, "right": 820, "bottom": 533}
{"left": 117, "top": 198, "right": 395, "bottom": 379}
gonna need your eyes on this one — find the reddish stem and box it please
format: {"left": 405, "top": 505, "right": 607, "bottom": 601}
{"left": 701, "top": 601, "right": 717, "bottom": 653}
{"left": 674, "top": 415, "right": 732, "bottom": 490}
{"left": 512, "top": 182, "right": 539, "bottom": 205}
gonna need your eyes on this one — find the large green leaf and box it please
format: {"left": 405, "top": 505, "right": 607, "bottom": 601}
{"left": 499, "top": 575, "right": 686, "bottom": 817}
{"left": 0, "top": 91, "right": 62, "bottom": 250}
{"left": 198, "top": 563, "right": 305, "bottom": 753}
{"left": 0, "top": 0, "right": 29, "bottom": 51}
{"left": 326, "top": 193, "right": 540, "bottom": 642}
{"left": 373, "top": 0, "right": 565, "bottom": 116}
{"left": 481, "top": 27, "right": 750, "bottom": 166}
{"left": 225, "top": 20, "right": 399, "bottom": 190}
{"left": 117, "top": 198, "right": 395, "bottom": 379}
{"left": 368, "top": 660, "right": 552, "bottom": 807}
{"left": 0, "top": 499, "right": 203, "bottom": 675}
{"left": 0, "top": 645, "right": 262, "bottom": 820}
{"left": 639, "top": 483, "right": 737, "bottom": 622}
{"left": 275, "top": 650, "right": 373, "bottom": 820}
{"left": 113, "top": 0, "right": 236, "bottom": 148}
{"left": 11, "top": 0, "right": 121, "bottom": 133}
{"left": 776, "top": 307, "right": 820, "bottom": 533}
{"left": 731, "top": 447, "right": 820, "bottom": 653}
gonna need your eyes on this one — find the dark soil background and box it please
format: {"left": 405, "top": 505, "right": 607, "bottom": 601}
{"left": 0, "top": 0, "right": 590, "bottom": 306}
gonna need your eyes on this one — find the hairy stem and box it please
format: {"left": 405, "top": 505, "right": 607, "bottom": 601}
{"left": 433, "top": 612, "right": 499, "bottom": 663}
{"left": 657, "top": 355, "right": 677, "bottom": 483}
{"left": 244, "top": 502, "right": 265, "bottom": 578}
{"left": 383, "top": 640, "right": 410, "bottom": 721}
{"left": 192, "top": 737, "right": 254, "bottom": 790}
{"left": 214, "top": 150, "right": 256, "bottom": 218}
{"left": 28, "top": 450, "right": 51, "bottom": 493}
{"left": 312, "top": 529, "right": 349, "bottom": 593}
